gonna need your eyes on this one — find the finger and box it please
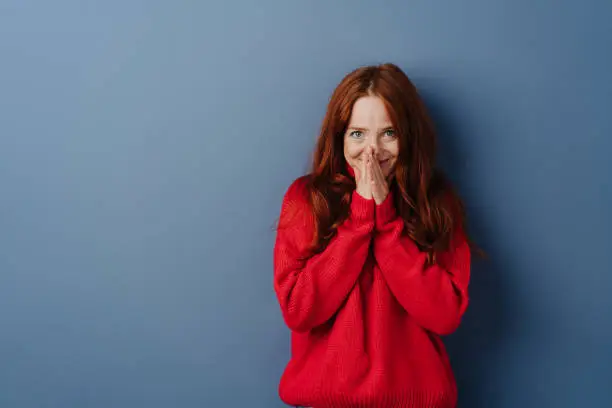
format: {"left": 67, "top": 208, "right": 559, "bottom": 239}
{"left": 373, "top": 161, "right": 388, "bottom": 197}
{"left": 369, "top": 153, "right": 383, "bottom": 185}
{"left": 370, "top": 162, "right": 380, "bottom": 195}
{"left": 375, "top": 154, "right": 387, "bottom": 183}
{"left": 353, "top": 165, "right": 361, "bottom": 182}
{"left": 367, "top": 150, "right": 375, "bottom": 179}
{"left": 372, "top": 151, "right": 382, "bottom": 179}
{"left": 375, "top": 158, "right": 385, "bottom": 185}
{"left": 358, "top": 153, "right": 367, "bottom": 182}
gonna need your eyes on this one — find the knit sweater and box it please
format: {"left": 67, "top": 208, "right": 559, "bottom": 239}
{"left": 273, "top": 175, "right": 471, "bottom": 408}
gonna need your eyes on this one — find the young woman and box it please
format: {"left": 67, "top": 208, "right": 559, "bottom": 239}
{"left": 273, "top": 63, "right": 473, "bottom": 408}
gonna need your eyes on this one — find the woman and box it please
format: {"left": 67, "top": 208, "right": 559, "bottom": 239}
{"left": 273, "top": 63, "right": 473, "bottom": 408}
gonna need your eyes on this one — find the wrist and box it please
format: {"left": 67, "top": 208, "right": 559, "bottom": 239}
{"left": 376, "top": 190, "right": 396, "bottom": 228}
{"left": 351, "top": 190, "right": 375, "bottom": 222}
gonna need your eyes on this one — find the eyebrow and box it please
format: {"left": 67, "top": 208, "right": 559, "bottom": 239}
{"left": 347, "top": 125, "right": 394, "bottom": 131}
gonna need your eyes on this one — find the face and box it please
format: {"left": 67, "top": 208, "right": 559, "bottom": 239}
{"left": 344, "top": 95, "right": 399, "bottom": 179}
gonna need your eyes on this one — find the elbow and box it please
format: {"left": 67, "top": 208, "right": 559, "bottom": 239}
{"left": 275, "top": 285, "right": 317, "bottom": 333}
{"left": 428, "top": 314, "right": 462, "bottom": 336}
{"left": 424, "top": 297, "right": 469, "bottom": 336}
{"left": 433, "top": 285, "right": 469, "bottom": 335}
{"left": 282, "top": 309, "right": 315, "bottom": 333}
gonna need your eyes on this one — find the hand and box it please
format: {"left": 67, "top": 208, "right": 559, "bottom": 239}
{"left": 354, "top": 147, "right": 372, "bottom": 200}
{"left": 368, "top": 148, "right": 389, "bottom": 205}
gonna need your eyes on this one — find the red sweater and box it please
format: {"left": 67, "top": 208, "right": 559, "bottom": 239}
{"left": 273, "top": 175, "right": 471, "bottom": 408}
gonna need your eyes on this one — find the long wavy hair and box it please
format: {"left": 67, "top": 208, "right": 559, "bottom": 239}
{"left": 303, "top": 63, "right": 478, "bottom": 264}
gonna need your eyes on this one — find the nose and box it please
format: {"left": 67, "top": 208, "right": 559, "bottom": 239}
{"left": 367, "top": 136, "right": 379, "bottom": 149}
{"left": 367, "top": 138, "right": 381, "bottom": 157}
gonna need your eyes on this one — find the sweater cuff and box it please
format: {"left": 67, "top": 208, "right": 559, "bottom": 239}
{"left": 376, "top": 190, "right": 397, "bottom": 228}
{"left": 350, "top": 190, "right": 375, "bottom": 222}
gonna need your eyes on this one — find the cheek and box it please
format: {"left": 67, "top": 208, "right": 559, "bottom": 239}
{"left": 386, "top": 143, "right": 400, "bottom": 174}
{"left": 344, "top": 140, "right": 363, "bottom": 161}
{"left": 388, "top": 145, "right": 399, "bottom": 163}
{"left": 389, "top": 141, "right": 399, "bottom": 157}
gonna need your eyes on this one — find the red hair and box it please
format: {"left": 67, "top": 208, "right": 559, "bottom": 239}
{"left": 303, "top": 63, "right": 478, "bottom": 263}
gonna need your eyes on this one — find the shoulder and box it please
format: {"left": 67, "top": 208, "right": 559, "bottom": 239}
{"left": 278, "top": 175, "right": 314, "bottom": 226}
{"left": 281, "top": 175, "right": 315, "bottom": 210}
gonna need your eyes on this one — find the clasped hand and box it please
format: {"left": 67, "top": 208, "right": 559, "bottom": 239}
{"left": 354, "top": 146, "right": 389, "bottom": 205}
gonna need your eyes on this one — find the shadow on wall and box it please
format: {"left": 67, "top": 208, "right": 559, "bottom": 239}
{"left": 420, "top": 89, "right": 520, "bottom": 408}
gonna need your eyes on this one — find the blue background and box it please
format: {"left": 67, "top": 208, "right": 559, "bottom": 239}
{"left": 1, "top": 1, "right": 610, "bottom": 407}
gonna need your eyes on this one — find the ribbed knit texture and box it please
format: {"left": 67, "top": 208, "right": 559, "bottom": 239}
{"left": 273, "top": 175, "right": 471, "bottom": 408}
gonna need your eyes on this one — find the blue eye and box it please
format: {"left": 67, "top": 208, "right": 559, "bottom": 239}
{"left": 349, "top": 130, "right": 363, "bottom": 138}
{"left": 384, "top": 129, "right": 396, "bottom": 137}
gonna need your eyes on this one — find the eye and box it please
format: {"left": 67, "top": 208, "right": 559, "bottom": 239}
{"left": 384, "top": 129, "right": 396, "bottom": 138}
{"left": 349, "top": 130, "right": 363, "bottom": 138}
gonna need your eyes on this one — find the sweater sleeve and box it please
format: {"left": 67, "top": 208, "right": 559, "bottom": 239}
{"left": 373, "top": 191, "right": 471, "bottom": 335}
{"left": 273, "top": 177, "right": 375, "bottom": 333}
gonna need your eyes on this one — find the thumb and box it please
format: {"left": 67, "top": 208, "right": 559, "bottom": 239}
{"left": 353, "top": 166, "right": 361, "bottom": 181}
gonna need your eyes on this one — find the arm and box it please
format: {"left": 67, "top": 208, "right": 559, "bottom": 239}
{"left": 373, "top": 192, "right": 471, "bottom": 335}
{"left": 273, "top": 177, "right": 375, "bottom": 333}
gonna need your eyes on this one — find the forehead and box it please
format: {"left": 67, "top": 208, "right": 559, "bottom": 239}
{"left": 348, "top": 96, "right": 392, "bottom": 126}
